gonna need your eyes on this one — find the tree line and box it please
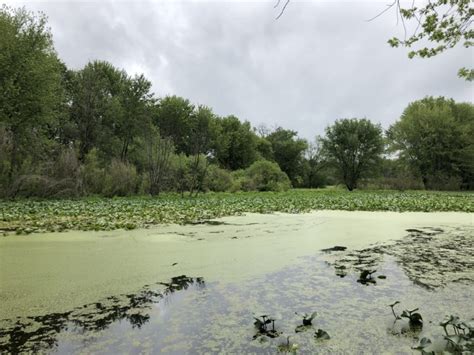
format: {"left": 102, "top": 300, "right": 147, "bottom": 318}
{"left": 1, "top": 6, "right": 473, "bottom": 198}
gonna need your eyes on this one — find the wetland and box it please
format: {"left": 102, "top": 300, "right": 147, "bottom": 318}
{"left": 1, "top": 210, "right": 473, "bottom": 353}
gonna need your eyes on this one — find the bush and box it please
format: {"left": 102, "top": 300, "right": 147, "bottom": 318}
{"left": 7, "top": 148, "right": 82, "bottom": 198}
{"left": 49, "top": 147, "right": 82, "bottom": 197}
{"left": 244, "top": 160, "right": 291, "bottom": 192}
{"left": 81, "top": 148, "right": 105, "bottom": 194}
{"left": 425, "top": 172, "right": 463, "bottom": 191}
{"left": 103, "top": 159, "right": 138, "bottom": 197}
{"left": 360, "top": 176, "right": 424, "bottom": 191}
{"left": 204, "top": 165, "right": 233, "bottom": 192}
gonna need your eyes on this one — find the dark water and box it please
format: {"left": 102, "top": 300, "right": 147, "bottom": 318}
{"left": 1, "top": 243, "right": 472, "bottom": 354}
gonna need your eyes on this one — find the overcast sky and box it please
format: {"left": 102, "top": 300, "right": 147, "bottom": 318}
{"left": 5, "top": 0, "right": 474, "bottom": 139}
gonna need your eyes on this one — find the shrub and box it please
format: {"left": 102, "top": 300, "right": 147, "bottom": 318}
{"left": 204, "top": 165, "right": 233, "bottom": 192}
{"left": 244, "top": 160, "right": 291, "bottom": 192}
{"left": 360, "top": 176, "right": 424, "bottom": 191}
{"left": 81, "top": 148, "right": 105, "bottom": 194}
{"left": 103, "top": 159, "right": 138, "bottom": 197}
{"left": 50, "top": 147, "right": 82, "bottom": 197}
{"left": 425, "top": 172, "right": 463, "bottom": 191}
{"left": 7, "top": 148, "right": 82, "bottom": 198}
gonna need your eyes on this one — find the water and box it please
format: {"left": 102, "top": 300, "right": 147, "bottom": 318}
{"left": 1, "top": 211, "right": 473, "bottom": 353}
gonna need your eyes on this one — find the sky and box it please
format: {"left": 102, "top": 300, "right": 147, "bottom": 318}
{"left": 5, "top": 0, "right": 473, "bottom": 139}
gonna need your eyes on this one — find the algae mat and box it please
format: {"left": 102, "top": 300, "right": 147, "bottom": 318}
{"left": 0, "top": 211, "right": 473, "bottom": 353}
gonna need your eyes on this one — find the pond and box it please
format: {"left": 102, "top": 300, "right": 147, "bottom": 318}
{"left": 0, "top": 211, "right": 473, "bottom": 353}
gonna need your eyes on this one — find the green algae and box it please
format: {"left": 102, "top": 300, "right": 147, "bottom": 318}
{"left": 0, "top": 211, "right": 472, "bottom": 320}
{"left": 1, "top": 190, "right": 473, "bottom": 235}
{"left": 0, "top": 211, "right": 473, "bottom": 353}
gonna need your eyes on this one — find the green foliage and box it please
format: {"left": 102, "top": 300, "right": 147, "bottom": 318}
{"left": 215, "top": 116, "right": 258, "bottom": 170}
{"left": 384, "top": 0, "right": 473, "bottom": 80}
{"left": 204, "top": 165, "right": 234, "bottom": 192}
{"left": 244, "top": 160, "right": 291, "bottom": 192}
{"left": 154, "top": 96, "right": 195, "bottom": 154}
{"left": 81, "top": 148, "right": 105, "bottom": 194}
{"left": 322, "top": 118, "right": 384, "bottom": 191}
{"left": 302, "top": 136, "right": 328, "bottom": 188}
{"left": 387, "top": 97, "right": 474, "bottom": 190}
{"left": 440, "top": 315, "right": 474, "bottom": 353}
{"left": 1, "top": 190, "right": 472, "bottom": 234}
{"left": 266, "top": 128, "right": 308, "bottom": 186}
{"left": 143, "top": 128, "right": 174, "bottom": 196}
{"left": 102, "top": 159, "right": 138, "bottom": 197}
{"left": 0, "top": 5, "right": 63, "bottom": 183}
{"left": 1, "top": 5, "right": 472, "bottom": 199}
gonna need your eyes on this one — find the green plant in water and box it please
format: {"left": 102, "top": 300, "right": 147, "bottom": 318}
{"left": 295, "top": 312, "right": 317, "bottom": 333}
{"left": 411, "top": 337, "right": 433, "bottom": 354}
{"left": 389, "top": 301, "right": 401, "bottom": 320}
{"left": 440, "top": 315, "right": 474, "bottom": 353}
{"left": 389, "top": 301, "right": 423, "bottom": 330}
{"left": 314, "top": 329, "right": 330, "bottom": 340}
{"left": 253, "top": 314, "right": 280, "bottom": 339}
{"left": 357, "top": 269, "right": 377, "bottom": 285}
{"left": 400, "top": 308, "right": 423, "bottom": 328}
{"left": 277, "top": 336, "right": 299, "bottom": 353}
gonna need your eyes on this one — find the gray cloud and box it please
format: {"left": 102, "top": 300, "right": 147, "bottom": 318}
{"left": 6, "top": 0, "right": 473, "bottom": 139}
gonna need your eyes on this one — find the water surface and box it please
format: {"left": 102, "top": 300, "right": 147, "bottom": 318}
{"left": 1, "top": 211, "right": 472, "bottom": 353}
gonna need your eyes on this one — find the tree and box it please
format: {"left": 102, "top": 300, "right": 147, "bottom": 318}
{"left": 70, "top": 60, "right": 126, "bottom": 161}
{"left": 144, "top": 127, "right": 174, "bottom": 196}
{"left": 303, "top": 136, "right": 327, "bottom": 188}
{"left": 0, "top": 6, "right": 63, "bottom": 183}
{"left": 276, "top": 1, "right": 473, "bottom": 79}
{"left": 387, "top": 97, "right": 474, "bottom": 189}
{"left": 322, "top": 118, "right": 384, "bottom": 191}
{"left": 154, "top": 96, "right": 195, "bottom": 154}
{"left": 266, "top": 127, "right": 308, "bottom": 186}
{"left": 373, "top": 0, "right": 473, "bottom": 80}
{"left": 186, "top": 105, "right": 218, "bottom": 195}
{"left": 116, "top": 74, "right": 155, "bottom": 162}
{"left": 214, "top": 116, "right": 258, "bottom": 170}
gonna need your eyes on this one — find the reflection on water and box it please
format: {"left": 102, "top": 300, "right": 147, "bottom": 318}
{"left": 0, "top": 276, "right": 204, "bottom": 353}
{"left": 1, "top": 226, "right": 473, "bottom": 354}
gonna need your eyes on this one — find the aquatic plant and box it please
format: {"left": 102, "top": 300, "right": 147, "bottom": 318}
{"left": 253, "top": 315, "right": 280, "bottom": 339}
{"left": 400, "top": 308, "right": 423, "bottom": 327}
{"left": 389, "top": 301, "right": 401, "bottom": 320}
{"left": 300, "top": 312, "right": 317, "bottom": 326}
{"left": 389, "top": 301, "right": 423, "bottom": 329}
{"left": 277, "top": 336, "right": 299, "bottom": 353}
{"left": 411, "top": 337, "right": 432, "bottom": 352}
{"left": 314, "top": 329, "right": 330, "bottom": 340}
{"left": 357, "top": 269, "right": 377, "bottom": 285}
{"left": 440, "top": 315, "right": 474, "bottom": 353}
{"left": 294, "top": 312, "right": 317, "bottom": 333}
{"left": 2, "top": 190, "right": 473, "bottom": 234}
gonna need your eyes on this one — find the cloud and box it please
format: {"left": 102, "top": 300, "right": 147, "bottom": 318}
{"left": 5, "top": 0, "right": 473, "bottom": 139}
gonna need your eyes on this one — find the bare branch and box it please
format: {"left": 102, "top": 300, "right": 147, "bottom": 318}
{"left": 396, "top": 0, "right": 407, "bottom": 41}
{"left": 366, "top": 0, "right": 397, "bottom": 22}
{"left": 276, "top": 0, "right": 290, "bottom": 20}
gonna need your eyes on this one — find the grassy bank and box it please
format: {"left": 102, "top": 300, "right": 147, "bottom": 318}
{"left": 1, "top": 189, "right": 473, "bottom": 234}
